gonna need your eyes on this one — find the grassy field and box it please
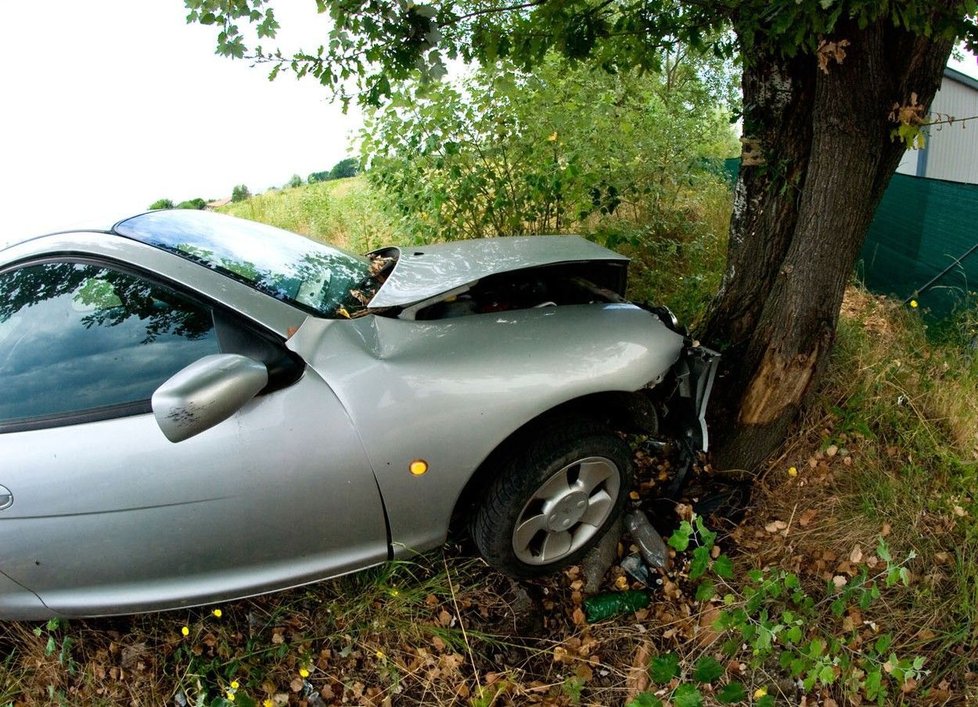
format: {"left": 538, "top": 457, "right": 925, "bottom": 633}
{"left": 2, "top": 179, "right": 977, "bottom": 705}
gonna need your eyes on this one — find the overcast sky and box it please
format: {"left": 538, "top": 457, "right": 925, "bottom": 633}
{"left": 0, "top": 1, "right": 361, "bottom": 246}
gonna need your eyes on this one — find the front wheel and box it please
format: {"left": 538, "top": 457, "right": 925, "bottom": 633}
{"left": 471, "top": 422, "right": 632, "bottom": 577}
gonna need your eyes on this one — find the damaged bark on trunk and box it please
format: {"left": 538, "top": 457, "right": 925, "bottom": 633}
{"left": 701, "top": 18, "right": 954, "bottom": 472}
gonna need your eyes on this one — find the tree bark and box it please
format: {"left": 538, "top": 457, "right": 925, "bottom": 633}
{"left": 701, "top": 17, "right": 954, "bottom": 472}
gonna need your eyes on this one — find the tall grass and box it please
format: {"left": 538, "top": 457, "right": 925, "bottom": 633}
{"left": 219, "top": 177, "right": 404, "bottom": 253}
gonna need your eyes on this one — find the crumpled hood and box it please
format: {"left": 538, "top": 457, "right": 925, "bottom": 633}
{"left": 367, "top": 235, "right": 629, "bottom": 309}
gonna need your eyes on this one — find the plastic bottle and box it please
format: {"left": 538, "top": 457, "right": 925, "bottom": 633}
{"left": 582, "top": 590, "right": 650, "bottom": 622}
{"left": 624, "top": 510, "right": 670, "bottom": 570}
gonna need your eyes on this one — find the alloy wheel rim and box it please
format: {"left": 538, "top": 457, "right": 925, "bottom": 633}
{"left": 512, "top": 456, "right": 620, "bottom": 565}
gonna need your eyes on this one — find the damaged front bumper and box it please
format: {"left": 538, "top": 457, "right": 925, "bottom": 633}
{"left": 672, "top": 342, "right": 720, "bottom": 453}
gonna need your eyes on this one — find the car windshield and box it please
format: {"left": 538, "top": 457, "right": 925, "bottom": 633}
{"left": 114, "top": 210, "right": 374, "bottom": 318}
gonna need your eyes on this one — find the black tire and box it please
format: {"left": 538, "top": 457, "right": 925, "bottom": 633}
{"left": 471, "top": 421, "right": 632, "bottom": 578}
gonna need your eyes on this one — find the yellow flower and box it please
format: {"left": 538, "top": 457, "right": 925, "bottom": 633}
{"left": 181, "top": 626, "right": 190, "bottom": 637}
{"left": 230, "top": 680, "right": 239, "bottom": 690}
{"left": 547, "top": 131, "right": 558, "bottom": 142}
{"left": 389, "top": 588, "right": 399, "bottom": 597}
{"left": 787, "top": 466, "right": 798, "bottom": 477}
{"left": 227, "top": 694, "right": 235, "bottom": 703}
{"left": 264, "top": 701, "right": 274, "bottom": 707}
{"left": 753, "top": 686, "right": 768, "bottom": 699}
{"left": 212, "top": 608, "right": 223, "bottom": 618}
{"left": 910, "top": 299, "right": 919, "bottom": 308}
{"left": 299, "top": 667, "right": 310, "bottom": 678}
{"left": 376, "top": 649, "right": 386, "bottom": 659}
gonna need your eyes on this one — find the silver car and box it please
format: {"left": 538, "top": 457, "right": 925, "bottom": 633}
{"left": 0, "top": 210, "right": 716, "bottom": 619}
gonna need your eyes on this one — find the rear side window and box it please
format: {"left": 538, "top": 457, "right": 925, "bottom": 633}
{"left": 0, "top": 262, "right": 219, "bottom": 429}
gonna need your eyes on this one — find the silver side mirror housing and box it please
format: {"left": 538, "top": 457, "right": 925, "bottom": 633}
{"left": 152, "top": 354, "right": 268, "bottom": 443}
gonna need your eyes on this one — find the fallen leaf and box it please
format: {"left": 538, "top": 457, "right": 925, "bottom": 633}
{"left": 675, "top": 503, "right": 694, "bottom": 521}
{"left": 572, "top": 607, "right": 586, "bottom": 626}
{"left": 765, "top": 520, "right": 788, "bottom": 533}
{"left": 832, "top": 575, "right": 848, "bottom": 589}
{"left": 798, "top": 509, "right": 818, "bottom": 527}
{"left": 625, "top": 640, "right": 651, "bottom": 701}
{"left": 826, "top": 444, "right": 839, "bottom": 457}
{"left": 849, "top": 545, "right": 863, "bottom": 564}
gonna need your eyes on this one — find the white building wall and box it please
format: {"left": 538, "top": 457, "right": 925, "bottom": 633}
{"left": 897, "top": 69, "right": 978, "bottom": 184}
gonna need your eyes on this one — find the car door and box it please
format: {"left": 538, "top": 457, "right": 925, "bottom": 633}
{"left": 0, "top": 259, "right": 388, "bottom": 617}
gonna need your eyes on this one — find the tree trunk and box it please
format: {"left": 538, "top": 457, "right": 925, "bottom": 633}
{"left": 701, "top": 17, "right": 954, "bottom": 472}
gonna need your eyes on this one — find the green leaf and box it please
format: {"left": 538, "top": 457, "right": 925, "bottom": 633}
{"left": 695, "top": 580, "right": 716, "bottom": 602}
{"left": 713, "top": 555, "right": 734, "bottom": 579}
{"left": 694, "top": 515, "right": 717, "bottom": 548}
{"left": 877, "top": 538, "right": 892, "bottom": 563}
{"left": 692, "top": 656, "right": 725, "bottom": 683}
{"left": 865, "top": 669, "right": 883, "bottom": 700}
{"left": 784, "top": 572, "right": 801, "bottom": 591}
{"left": 757, "top": 696, "right": 776, "bottom": 707}
{"left": 673, "top": 683, "right": 703, "bottom": 707}
{"left": 626, "top": 693, "right": 663, "bottom": 707}
{"left": 717, "top": 682, "right": 747, "bottom": 703}
{"left": 690, "top": 546, "right": 710, "bottom": 580}
{"left": 874, "top": 634, "right": 893, "bottom": 655}
{"left": 649, "top": 653, "right": 680, "bottom": 683}
{"left": 668, "top": 521, "right": 693, "bottom": 552}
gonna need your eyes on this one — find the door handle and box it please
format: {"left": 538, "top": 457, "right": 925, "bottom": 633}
{"left": 0, "top": 485, "right": 12, "bottom": 510}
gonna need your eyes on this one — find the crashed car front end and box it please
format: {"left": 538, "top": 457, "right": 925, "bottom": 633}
{"left": 288, "top": 237, "right": 719, "bottom": 564}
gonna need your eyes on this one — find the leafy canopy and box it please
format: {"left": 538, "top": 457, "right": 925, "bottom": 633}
{"left": 186, "top": 1, "right": 978, "bottom": 108}
{"left": 361, "top": 52, "right": 736, "bottom": 242}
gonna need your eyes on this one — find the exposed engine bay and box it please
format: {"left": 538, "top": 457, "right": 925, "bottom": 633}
{"left": 361, "top": 251, "right": 630, "bottom": 321}
{"left": 410, "top": 265, "right": 627, "bottom": 320}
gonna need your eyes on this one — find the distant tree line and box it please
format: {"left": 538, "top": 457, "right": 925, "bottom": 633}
{"left": 148, "top": 197, "right": 207, "bottom": 211}
{"left": 151, "top": 158, "right": 360, "bottom": 210}
{"left": 307, "top": 157, "right": 360, "bottom": 185}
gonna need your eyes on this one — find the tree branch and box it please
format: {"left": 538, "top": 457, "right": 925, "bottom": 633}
{"left": 454, "top": 0, "right": 548, "bottom": 23}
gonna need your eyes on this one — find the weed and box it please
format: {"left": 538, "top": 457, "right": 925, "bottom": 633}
{"left": 628, "top": 517, "right": 927, "bottom": 706}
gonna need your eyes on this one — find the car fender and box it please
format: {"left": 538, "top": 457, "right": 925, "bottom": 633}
{"left": 288, "top": 303, "right": 684, "bottom": 555}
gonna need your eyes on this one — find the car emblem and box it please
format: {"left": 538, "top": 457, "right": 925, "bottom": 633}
{"left": 0, "top": 485, "right": 11, "bottom": 511}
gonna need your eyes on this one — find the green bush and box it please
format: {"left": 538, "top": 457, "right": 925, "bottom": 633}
{"left": 329, "top": 157, "right": 359, "bottom": 179}
{"left": 148, "top": 198, "right": 174, "bottom": 210}
{"left": 360, "top": 53, "right": 737, "bottom": 245}
{"left": 175, "top": 198, "right": 207, "bottom": 210}
{"left": 231, "top": 184, "right": 251, "bottom": 202}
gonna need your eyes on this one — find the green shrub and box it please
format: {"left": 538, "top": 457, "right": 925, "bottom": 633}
{"left": 231, "top": 184, "right": 251, "bottom": 202}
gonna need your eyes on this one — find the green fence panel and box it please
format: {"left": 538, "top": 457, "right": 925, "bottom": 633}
{"left": 860, "top": 172, "right": 978, "bottom": 318}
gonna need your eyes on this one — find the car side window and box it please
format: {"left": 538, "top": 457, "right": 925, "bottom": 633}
{"left": 0, "top": 261, "right": 220, "bottom": 430}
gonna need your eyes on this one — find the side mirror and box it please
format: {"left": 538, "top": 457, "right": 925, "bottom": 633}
{"left": 152, "top": 354, "right": 268, "bottom": 443}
